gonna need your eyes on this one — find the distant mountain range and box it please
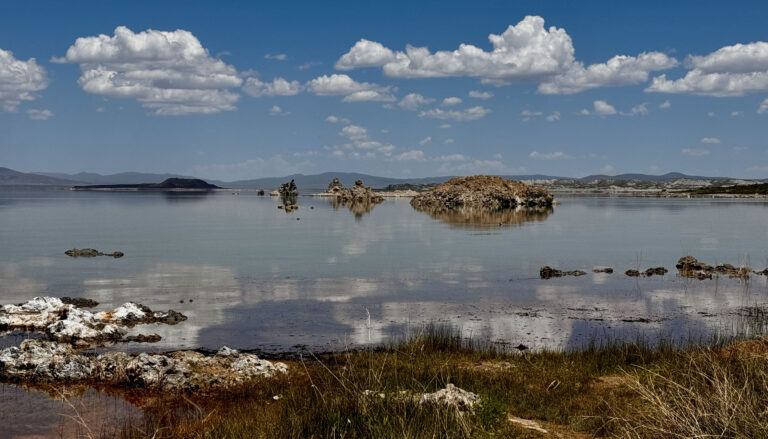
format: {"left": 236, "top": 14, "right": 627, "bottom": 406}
{"left": 0, "top": 167, "right": 764, "bottom": 191}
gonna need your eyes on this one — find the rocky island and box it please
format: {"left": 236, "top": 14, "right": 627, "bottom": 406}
{"left": 73, "top": 178, "right": 221, "bottom": 191}
{"left": 410, "top": 175, "right": 553, "bottom": 210}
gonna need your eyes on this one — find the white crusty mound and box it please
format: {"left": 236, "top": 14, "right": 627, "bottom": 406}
{"left": 0, "top": 340, "right": 287, "bottom": 390}
{"left": 0, "top": 297, "right": 186, "bottom": 344}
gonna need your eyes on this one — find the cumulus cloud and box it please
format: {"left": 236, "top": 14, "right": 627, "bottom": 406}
{"left": 336, "top": 16, "right": 675, "bottom": 93}
{"left": 243, "top": 77, "right": 301, "bottom": 97}
{"left": 659, "top": 100, "right": 671, "bottom": 109}
{"left": 55, "top": 26, "right": 243, "bottom": 115}
{"left": 0, "top": 48, "right": 48, "bottom": 112}
{"left": 419, "top": 105, "right": 491, "bottom": 121}
{"left": 26, "top": 108, "right": 53, "bottom": 120}
{"left": 593, "top": 100, "right": 616, "bottom": 115}
{"left": 442, "top": 96, "right": 462, "bottom": 106}
{"left": 306, "top": 74, "right": 395, "bottom": 102}
{"left": 529, "top": 151, "right": 568, "bottom": 160}
{"left": 395, "top": 149, "right": 426, "bottom": 161}
{"left": 626, "top": 103, "right": 648, "bottom": 116}
{"left": 326, "top": 115, "right": 350, "bottom": 124}
{"left": 700, "top": 137, "right": 721, "bottom": 144}
{"left": 546, "top": 111, "right": 560, "bottom": 121}
{"left": 538, "top": 52, "right": 678, "bottom": 94}
{"left": 332, "top": 123, "right": 397, "bottom": 157}
{"left": 681, "top": 148, "right": 710, "bottom": 156}
{"left": 468, "top": 90, "right": 493, "bottom": 99}
{"left": 758, "top": 98, "right": 768, "bottom": 114}
{"left": 521, "top": 109, "right": 543, "bottom": 121}
{"left": 398, "top": 93, "right": 434, "bottom": 110}
{"left": 269, "top": 105, "right": 289, "bottom": 116}
{"left": 646, "top": 41, "right": 768, "bottom": 96}
{"left": 418, "top": 136, "right": 432, "bottom": 146}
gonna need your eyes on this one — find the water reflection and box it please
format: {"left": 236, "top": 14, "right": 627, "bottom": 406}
{"left": 412, "top": 205, "right": 553, "bottom": 227}
{"left": 327, "top": 197, "right": 378, "bottom": 220}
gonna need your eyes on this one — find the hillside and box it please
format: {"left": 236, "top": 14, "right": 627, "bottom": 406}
{"left": 687, "top": 183, "right": 768, "bottom": 195}
{"left": 73, "top": 178, "right": 220, "bottom": 190}
{"left": 0, "top": 167, "right": 84, "bottom": 186}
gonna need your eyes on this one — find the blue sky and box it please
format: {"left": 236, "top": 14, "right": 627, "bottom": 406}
{"left": 1, "top": 0, "right": 767, "bottom": 180}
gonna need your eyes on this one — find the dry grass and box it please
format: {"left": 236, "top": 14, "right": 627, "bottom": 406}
{"left": 107, "top": 328, "right": 768, "bottom": 439}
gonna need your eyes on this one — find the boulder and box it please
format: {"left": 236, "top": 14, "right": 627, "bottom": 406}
{"left": 420, "top": 384, "right": 480, "bottom": 412}
{"left": 410, "top": 175, "right": 553, "bottom": 210}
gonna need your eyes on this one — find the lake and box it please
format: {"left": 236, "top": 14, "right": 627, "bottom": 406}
{"left": 2, "top": 190, "right": 768, "bottom": 354}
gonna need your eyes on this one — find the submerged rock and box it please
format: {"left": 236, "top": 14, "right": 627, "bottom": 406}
{"left": 540, "top": 266, "right": 587, "bottom": 279}
{"left": 65, "top": 248, "right": 123, "bottom": 258}
{"left": 410, "top": 175, "right": 553, "bottom": 210}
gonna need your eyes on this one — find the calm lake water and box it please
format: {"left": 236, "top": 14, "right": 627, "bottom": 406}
{"left": 2, "top": 190, "right": 768, "bottom": 354}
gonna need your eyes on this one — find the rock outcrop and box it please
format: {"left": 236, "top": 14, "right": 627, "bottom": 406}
{"left": 0, "top": 297, "right": 286, "bottom": 391}
{"left": 676, "top": 256, "right": 752, "bottom": 279}
{"left": 540, "top": 266, "right": 587, "bottom": 279}
{"left": 0, "top": 340, "right": 287, "bottom": 390}
{"left": 279, "top": 179, "right": 299, "bottom": 198}
{"left": 65, "top": 248, "right": 124, "bottom": 258}
{"left": 410, "top": 175, "right": 553, "bottom": 210}
{"left": 325, "top": 178, "right": 384, "bottom": 204}
{"left": 0, "top": 297, "right": 185, "bottom": 345}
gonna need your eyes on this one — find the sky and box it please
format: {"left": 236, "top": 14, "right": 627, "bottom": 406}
{"left": 1, "top": 0, "right": 768, "bottom": 180}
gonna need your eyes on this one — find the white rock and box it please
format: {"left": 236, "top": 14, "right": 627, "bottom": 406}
{"left": 420, "top": 384, "right": 480, "bottom": 412}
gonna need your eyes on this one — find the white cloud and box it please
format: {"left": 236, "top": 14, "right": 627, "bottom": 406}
{"left": 297, "top": 61, "right": 321, "bottom": 70}
{"left": 243, "top": 77, "right": 301, "bottom": 97}
{"left": 439, "top": 159, "right": 508, "bottom": 174}
{"left": 443, "top": 138, "right": 455, "bottom": 144}
{"left": 398, "top": 93, "right": 434, "bottom": 110}
{"left": 539, "top": 52, "right": 678, "bottom": 94}
{"left": 627, "top": 103, "right": 648, "bottom": 116}
{"left": 681, "top": 148, "right": 710, "bottom": 157}
{"left": 395, "top": 149, "right": 426, "bottom": 161}
{"left": 521, "top": 109, "right": 543, "bottom": 121}
{"left": 759, "top": 98, "right": 768, "bottom": 114}
{"left": 340, "top": 124, "right": 368, "bottom": 141}
{"left": 659, "top": 100, "right": 671, "bottom": 109}
{"left": 468, "top": 90, "right": 493, "bottom": 99}
{"left": 700, "top": 137, "right": 721, "bottom": 144}
{"left": 707, "top": 111, "right": 715, "bottom": 117}
{"left": 306, "top": 74, "right": 394, "bottom": 102}
{"left": 55, "top": 26, "right": 242, "bottom": 115}
{"left": 0, "top": 48, "right": 48, "bottom": 112}
{"left": 439, "top": 123, "right": 452, "bottom": 129}
{"left": 264, "top": 53, "right": 287, "bottom": 61}
{"left": 731, "top": 111, "right": 743, "bottom": 117}
{"left": 436, "top": 154, "right": 466, "bottom": 161}
{"left": 337, "top": 16, "right": 676, "bottom": 94}
{"left": 418, "top": 105, "right": 491, "bottom": 121}
{"left": 646, "top": 42, "right": 768, "bottom": 96}
{"left": 529, "top": 151, "right": 568, "bottom": 160}
{"left": 593, "top": 100, "right": 616, "bottom": 115}
{"left": 26, "top": 108, "right": 53, "bottom": 120}
{"left": 546, "top": 111, "right": 560, "bottom": 121}
{"left": 442, "top": 97, "right": 462, "bottom": 106}
{"left": 599, "top": 165, "right": 616, "bottom": 174}
{"left": 579, "top": 108, "right": 590, "bottom": 115}
{"left": 418, "top": 136, "right": 432, "bottom": 146}
{"left": 342, "top": 90, "right": 396, "bottom": 102}
{"left": 326, "top": 115, "right": 350, "bottom": 124}
{"left": 269, "top": 105, "right": 289, "bottom": 116}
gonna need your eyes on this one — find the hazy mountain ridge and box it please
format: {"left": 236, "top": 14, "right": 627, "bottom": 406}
{"left": 0, "top": 167, "right": 765, "bottom": 190}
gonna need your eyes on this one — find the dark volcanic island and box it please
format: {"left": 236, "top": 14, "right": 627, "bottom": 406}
{"left": 73, "top": 178, "right": 221, "bottom": 191}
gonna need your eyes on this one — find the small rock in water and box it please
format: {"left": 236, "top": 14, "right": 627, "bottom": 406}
{"left": 644, "top": 267, "right": 668, "bottom": 277}
{"left": 539, "top": 266, "right": 586, "bottom": 279}
{"left": 625, "top": 269, "right": 641, "bottom": 277}
{"left": 592, "top": 267, "right": 613, "bottom": 273}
